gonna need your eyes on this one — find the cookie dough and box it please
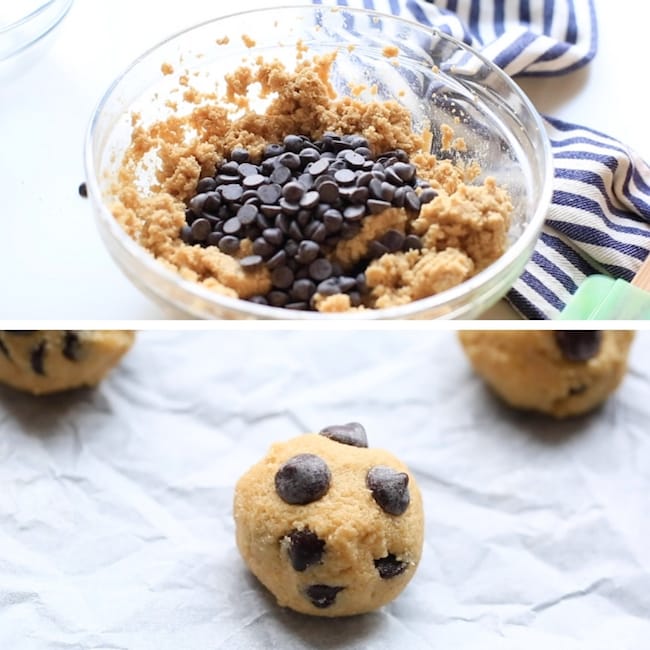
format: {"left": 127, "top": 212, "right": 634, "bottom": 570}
{"left": 459, "top": 330, "right": 635, "bottom": 418}
{"left": 0, "top": 331, "right": 135, "bottom": 395}
{"left": 111, "top": 45, "right": 512, "bottom": 313}
{"left": 233, "top": 423, "right": 424, "bottom": 616}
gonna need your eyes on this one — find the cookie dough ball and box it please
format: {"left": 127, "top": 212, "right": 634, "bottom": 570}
{"left": 459, "top": 330, "right": 635, "bottom": 418}
{"left": 234, "top": 423, "right": 424, "bottom": 617}
{"left": 0, "top": 330, "right": 135, "bottom": 395}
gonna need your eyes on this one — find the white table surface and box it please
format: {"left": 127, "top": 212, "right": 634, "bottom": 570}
{"left": 0, "top": 0, "right": 646, "bottom": 320}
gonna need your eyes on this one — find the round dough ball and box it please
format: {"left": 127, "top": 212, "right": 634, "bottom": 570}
{"left": 459, "top": 330, "right": 635, "bottom": 418}
{"left": 234, "top": 428, "right": 424, "bottom": 617}
{"left": 0, "top": 330, "right": 135, "bottom": 395}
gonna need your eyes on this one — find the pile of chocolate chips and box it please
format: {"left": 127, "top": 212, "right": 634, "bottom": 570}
{"left": 181, "top": 133, "right": 436, "bottom": 310}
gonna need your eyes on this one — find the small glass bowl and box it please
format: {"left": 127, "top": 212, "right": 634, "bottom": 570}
{"left": 85, "top": 5, "right": 552, "bottom": 320}
{"left": 0, "top": 0, "right": 72, "bottom": 61}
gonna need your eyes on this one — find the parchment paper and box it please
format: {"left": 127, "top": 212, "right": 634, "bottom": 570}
{"left": 1, "top": 330, "right": 649, "bottom": 649}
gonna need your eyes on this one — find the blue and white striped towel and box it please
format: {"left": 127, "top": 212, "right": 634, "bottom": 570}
{"left": 313, "top": 0, "right": 650, "bottom": 319}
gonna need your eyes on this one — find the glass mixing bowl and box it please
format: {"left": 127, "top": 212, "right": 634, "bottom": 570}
{"left": 85, "top": 5, "right": 552, "bottom": 320}
{"left": 0, "top": 0, "right": 72, "bottom": 61}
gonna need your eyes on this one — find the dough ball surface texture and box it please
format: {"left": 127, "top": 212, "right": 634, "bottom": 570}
{"left": 234, "top": 430, "right": 424, "bottom": 617}
{"left": 0, "top": 331, "right": 135, "bottom": 395}
{"left": 459, "top": 330, "right": 635, "bottom": 418}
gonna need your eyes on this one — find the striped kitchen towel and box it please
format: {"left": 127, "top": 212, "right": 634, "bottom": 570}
{"left": 313, "top": 0, "right": 650, "bottom": 319}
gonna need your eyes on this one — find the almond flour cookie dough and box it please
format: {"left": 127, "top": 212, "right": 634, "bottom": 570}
{"left": 0, "top": 331, "right": 135, "bottom": 395}
{"left": 112, "top": 48, "right": 512, "bottom": 313}
{"left": 459, "top": 330, "right": 635, "bottom": 418}
{"left": 233, "top": 423, "right": 424, "bottom": 616}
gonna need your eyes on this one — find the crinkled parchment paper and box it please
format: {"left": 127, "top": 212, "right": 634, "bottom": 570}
{"left": 1, "top": 331, "right": 649, "bottom": 649}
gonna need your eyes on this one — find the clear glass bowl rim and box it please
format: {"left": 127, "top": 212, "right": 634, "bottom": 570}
{"left": 0, "top": 0, "right": 73, "bottom": 59}
{"left": 84, "top": 3, "right": 554, "bottom": 320}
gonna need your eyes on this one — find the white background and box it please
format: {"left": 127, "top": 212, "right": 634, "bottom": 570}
{"left": 0, "top": 0, "right": 647, "bottom": 320}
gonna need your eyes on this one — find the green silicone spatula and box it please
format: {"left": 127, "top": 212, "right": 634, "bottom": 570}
{"left": 559, "top": 254, "right": 650, "bottom": 320}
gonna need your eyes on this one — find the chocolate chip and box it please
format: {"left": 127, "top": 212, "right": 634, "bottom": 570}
{"left": 367, "top": 199, "right": 392, "bottom": 215}
{"left": 62, "top": 332, "right": 81, "bottom": 362}
{"left": 554, "top": 331, "right": 603, "bottom": 362}
{"left": 319, "top": 422, "right": 368, "bottom": 447}
{"left": 218, "top": 235, "right": 240, "bottom": 254}
{"left": 30, "top": 341, "right": 46, "bottom": 376}
{"left": 316, "top": 278, "right": 341, "bottom": 296}
{"left": 317, "top": 180, "right": 339, "bottom": 203}
{"left": 403, "top": 234, "right": 423, "bottom": 251}
{"left": 78, "top": 182, "right": 88, "bottom": 198}
{"left": 366, "top": 466, "right": 410, "bottom": 515}
{"left": 236, "top": 204, "right": 258, "bottom": 226}
{"left": 278, "top": 152, "right": 301, "bottom": 171}
{"left": 196, "top": 177, "right": 217, "bottom": 194}
{"left": 242, "top": 174, "right": 266, "bottom": 189}
{"left": 374, "top": 554, "right": 408, "bottom": 579}
{"left": 221, "top": 184, "right": 243, "bottom": 202}
{"left": 296, "top": 240, "right": 320, "bottom": 265}
{"left": 230, "top": 147, "right": 250, "bottom": 164}
{"left": 264, "top": 143, "right": 285, "bottom": 158}
{"left": 392, "top": 162, "right": 416, "bottom": 183}
{"left": 343, "top": 150, "right": 365, "bottom": 169}
{"left": 263, "top": 250, "right": 285, "bottom": 271}
{"left": 275, "top": 453, "right": 331, "bottom": 505}
{"left": 305, "top": 584, "right": 344, "bottom": 609}
{"left": 323, "top": 209, "right": 343, "bottom": 232}
{"left": 309, "top": 258, "right": 333, "bottom": 281}
{"left": 282, "top": 182, "right": 306, "bottom": 203}
{"left": 284, "top": 528, "right": 325, "bottom": 571}
{"left": 257, "top": 183, "right": 282, "bottom": 204}
{"left": 222, "top": 217, "right": 242, "bottom": 235}
{"left": 180, "top": 224, "right": 193, "bottom": 244}
{"left": 190, "top": 218, "right": 212, "bottom": 242}
{"left": 271, "top": 266, "right": 295, "bottom": 290}
{"left": 203, "top": 192, "right": 221, "bottom": 215}
{"left": 220, "top": 161, "right": 240, "bottom": 176}
{"left": 334, "top": 169, "right": 356, "bottom": 185}
{"left": 368, "top": 240, "right": 389, "bottom": 259}
{"left": 268, "top": 290, "right": 289, "bottom": 307}
{"left": 299, "top": 190, "right": 320, "bottom": 209}
{"left": 236, "top": 163, "right": 258, "bottom": 178}
{"left": 381, "top": 229, "right": 405, "bottom": 253}
{"left": 300, "top": 148, "right": 321, "bottom": 166}
{"left": 309, "top": 158, "right": 330, "bottom": 176}
{"left": 419, "top": 188, "right": 437, "bottom": 205}
{"left": 189, "top": 193, "right": 208, "bottom": 216}
{"left": 240, "top": 255, "right": 263, "bottom": 270}
{"left": 404, "top": 190, "right": 421, "bottom": 213}
{"left": 290, "top": 278, "right": 317, "bottom": 302}
{"left": 283, "top": 134, "right": 304, "bottom": 153}
{"left": 253, "top": 237, "right": 275, "bottom": 257}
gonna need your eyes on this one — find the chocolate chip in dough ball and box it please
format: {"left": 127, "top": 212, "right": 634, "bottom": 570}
{"left": 319, "top": 422, "right": 368, "bottom": 447}
{"left": 366, "top": 466, "right": 410, "bottom": 516}
{"left": 274, "top": 453, "right": 331, "bottom": 505}
{"left": 554, "top": 330, "right": 603, "bottom": 362}
{"left": 305, "top": 584, "right": 345, "bottom": 609}
{"left": 284, "top": 528, "right": 326, "bottom": 571}
{"left": 374, "top": 554, "right": 408, "bottom": 579}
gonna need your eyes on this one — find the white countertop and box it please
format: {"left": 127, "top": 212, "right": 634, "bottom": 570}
{"left": 0, "top": 0, "right": 646, "bottom": 320}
